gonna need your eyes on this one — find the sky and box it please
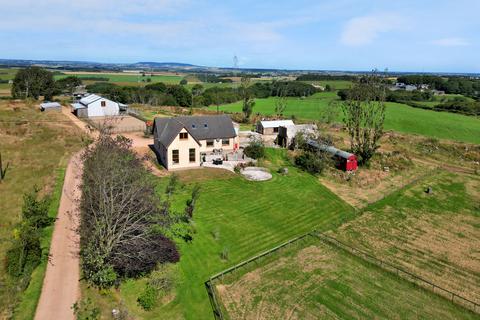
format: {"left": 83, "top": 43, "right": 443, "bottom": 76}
{"left": 0, "top": 0, "right": 479, "bottom": 72}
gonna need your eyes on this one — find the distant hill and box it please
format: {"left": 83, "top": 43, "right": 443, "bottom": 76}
{"left": 133, "top": 62, "right": 200, "bottom": 68}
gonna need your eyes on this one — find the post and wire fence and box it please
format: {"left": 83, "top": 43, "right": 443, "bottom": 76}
{"left": 205, "top": 230, "right": 480, "bottom": 319}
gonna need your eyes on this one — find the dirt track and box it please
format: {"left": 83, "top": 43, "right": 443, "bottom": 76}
{"left": 34, "top": 152, "right": 83, "bottom": 320}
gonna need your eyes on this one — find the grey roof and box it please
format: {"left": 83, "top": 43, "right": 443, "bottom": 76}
{"left": 79, "top": 94, "right": 102, "bottom": 106}
{"left": 153, "top": 115, "right": 236, "bottom": 148}
{"left": 307, "top": 139, "right": 354, "bottom": 159}
{"left": 40, "top": 102, "right": 61, "bottom": 109}
{"left": 71, "top": 103, "right": 86, "bottom": 110}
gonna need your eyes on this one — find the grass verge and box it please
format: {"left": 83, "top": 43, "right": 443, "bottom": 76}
{"left": 13, "top": 165, "right": 68, "bottom": 320}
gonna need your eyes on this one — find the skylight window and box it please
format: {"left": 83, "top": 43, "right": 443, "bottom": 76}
{"left": 204, "top": 123, "right": 208, "bottom": 128}
{"left": 192, "top": 124, "right": 196, "bottom": 128}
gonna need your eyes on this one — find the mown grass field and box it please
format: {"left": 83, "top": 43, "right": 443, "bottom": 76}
{"left": 0, "top": 100, "right": 86, "bottom": 317}
{"left": 55, "top": 72, "right": 183, "bottom": 84}
{"left": 83, "top": 149, "right": 355, "bottom": 319}
{"left": 333, "top": 170, "right": 480, "bottom": 304}
{"left": 214, "top": 235, "right": 478, "bottom": 319}
{"left": 210, "top": 92, "right": 480, "bottom": 144}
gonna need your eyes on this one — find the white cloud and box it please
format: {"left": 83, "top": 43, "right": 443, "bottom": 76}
{"left": 340, "top": 14, "right": 404, "bottom": 46}
{"left": 430, "top": 37, "right": 470, "bottom": 47}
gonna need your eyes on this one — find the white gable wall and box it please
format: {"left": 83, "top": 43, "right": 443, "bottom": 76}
{"left": 87, "top": 98, "right": 119, "bottom": 117}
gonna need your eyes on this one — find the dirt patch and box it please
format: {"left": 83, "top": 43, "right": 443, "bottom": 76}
{"left": 319, "top": 163, "right": 431, "bottom": 208}
{"left": 296, "top": 245, "right": 334, "bottom": 273}
{"left": 241, "top": 167, "right": 272, "bottom": 181}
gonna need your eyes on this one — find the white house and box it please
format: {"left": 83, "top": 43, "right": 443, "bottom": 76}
{"left": 71, "top": 94, "right": 120, "bottom": 118}
{"left": 152, "top": 115, "right": 239, "bottom": 170}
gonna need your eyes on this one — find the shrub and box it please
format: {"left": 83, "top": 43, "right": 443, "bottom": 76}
{"left": 244, "top": 140, "right": 265, "bottom": 159}
{"left": 294, "top": 151, "right": 328, "bottom": 175}
{"left": 81, "top": 247, "right": 117, "bottom": 288}
{"left": 148, "top": 263, "right": 177, "bottom": 294}
{"left": 6, "top": 232, "right": 41, "bottom": 278}
{"left": 137, "top": 285, "right": 158, "bottom": 311}
{"left": 72, "top": 298, "right": 100, "bottom": 320}
{"left": 6, "top": 188, "right": 52, "bottom": 279}
{"left": 111, "top": 234, "right": 179, "bottom": 278}
{"left": 220, "top": 247, "right": 229, "bottom": 261}
{"left": 22, "top": 188, "right": 53, "bottom": 229}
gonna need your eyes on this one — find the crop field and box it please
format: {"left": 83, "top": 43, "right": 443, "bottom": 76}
{"left": 0, "top": 68, "right": 17, "bottom": 96}
{"left": 0, "top": 100, "right": 86, "bottom": 317}
{"left": 54, "top": 72, "right": 183, "bottom": 84}
{"left": 213, "top": 236, "right": 478, "bottom": 320}
{"left": 82, "top": 149, "right": 355, "bottom": 319}
{"left": 300, "top": 79, "right": 353, "bottom": 89}
{"left": 332, "top": 170, "right": 480, "bottom": 304}
{"left": 211, "top": 93, "right": 480, "bottom": 144}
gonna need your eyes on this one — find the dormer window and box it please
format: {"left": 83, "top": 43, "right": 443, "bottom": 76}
{"left": 192, "top": 124, "right": 196, "bottom": 129}
{"left": 101, "top": 101, "right": 106, "bottom": 107}
{"left": 179, "top": 132, "right": 188, "bottom": 140}
{"left": 204, "top": 123, "right": 208, "bottom": 128}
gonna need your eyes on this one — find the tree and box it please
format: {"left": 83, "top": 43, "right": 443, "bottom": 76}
{"left": 11, "top": 67, "right": 56, "bottom": 100}
{"left": 274, "top": 90, "right": 287, "bottom": 117}
{"left": 341, "top": 73, "right": 386, "bottom": 165}
{"left": 80, "top": 134, "right": 179, "bottom": 286}
{"left": 240, "top": 76, "right": 255, "bottom": 121}
{"left": 55, "top": 76, "right": 82, "bottom": 95}
{"left": 166, "top": 85, "right": 191, "bottom": 107}
{"left": 191, "top": 84, "right": 204, "bottom": 108}
{"left": 319, "top": 101, "right": 339, "bottom": 124}
{"left": 179, "top": 78, "right": 188, "bottom": 85}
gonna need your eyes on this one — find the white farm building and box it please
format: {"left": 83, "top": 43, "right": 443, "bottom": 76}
{"left": 256, "top": 120, "right": 295, "bottom": 135}
{"left": 71, "top": 94, "right": 120, "bottom": 118}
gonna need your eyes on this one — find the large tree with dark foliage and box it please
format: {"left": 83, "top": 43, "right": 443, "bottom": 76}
{"left": 341, "top": 74, "right": 386, "bottom": 165}
{"left": 11, "top": 67, "right": 56, "bottom": 100}
{"left": 55, "top": 76, "right": 82, "bottom": 95}
{"left": 80, "top": 134, "right": 179, "bottom": 287}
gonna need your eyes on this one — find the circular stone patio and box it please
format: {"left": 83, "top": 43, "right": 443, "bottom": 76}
{"left": 240, "top": 167, "right": 272, "bottom": 181}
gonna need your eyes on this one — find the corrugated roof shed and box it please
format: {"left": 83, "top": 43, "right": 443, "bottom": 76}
{"left": 307, "top": 139, "right": 354, "bottom": 159}
{"left": 79, "top": 94, "right": 102, "bottom": 106}
{"left": 40, "top": 102, "right": 61, "bottom": 109}
{"left": 260, "top": 120, "right": 295, "bottom": 128}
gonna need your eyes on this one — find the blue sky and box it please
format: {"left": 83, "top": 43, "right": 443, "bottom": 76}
{"left": 0, "top": 0, "right": 478, "bottom": 72}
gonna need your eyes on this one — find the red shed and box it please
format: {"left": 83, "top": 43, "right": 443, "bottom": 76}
{"left": 307, "top": 140, "right": 358, "bottom": 171}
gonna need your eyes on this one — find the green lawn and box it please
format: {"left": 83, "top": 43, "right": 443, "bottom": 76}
{"left": 213, "top": 235, "right": 478, "bottom": 319}
{"left": 54, "top": 73, "right": 183, "bottom": 84}
{"left": 85, "top": 149, "right": 355, "bottom": 319}
{"left": 210, "top": 93, "right": 480, "bottom": 144}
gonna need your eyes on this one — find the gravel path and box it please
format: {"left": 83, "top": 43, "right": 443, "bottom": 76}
{"left": 34, "top": 152, "right": 83, "bottom": 320}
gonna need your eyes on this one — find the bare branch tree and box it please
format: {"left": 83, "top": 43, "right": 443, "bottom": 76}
{"left": 80, "top": 134, "right": 178, "bottom": 286}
